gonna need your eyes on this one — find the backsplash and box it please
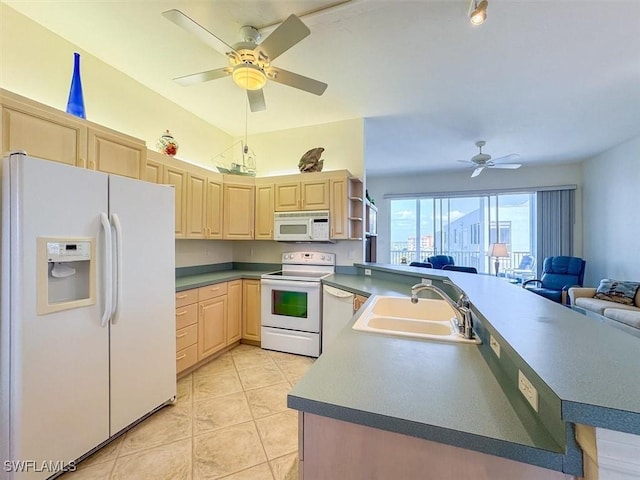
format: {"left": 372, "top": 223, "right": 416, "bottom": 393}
{"left": 231, "top": 240, "right": 363, "bottom": 266}
{"left": 175, "top": 240, "right": 233, "bottom": 268}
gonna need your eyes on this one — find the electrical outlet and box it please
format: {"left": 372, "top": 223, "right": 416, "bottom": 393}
{"left": 421, "top": 278, "right": 432, "bottom": 286}
{"left": 489, "top": 335, "right": 501, "bottom": 358}
{"left": 250, "top": 248, "right": 254, "bottom": 257}
{"left": 364, "top": 269, "right": 372, "bottom": 276}
{"left": 348, "top": 250, "right": 355, "bottom": 260}
{"left": 518, "top": 370, "right": 539, "bottom": 412}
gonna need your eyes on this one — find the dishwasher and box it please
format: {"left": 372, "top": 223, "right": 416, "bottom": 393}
{"left": 322, "top": 285, "right": 355, "bottom": 353}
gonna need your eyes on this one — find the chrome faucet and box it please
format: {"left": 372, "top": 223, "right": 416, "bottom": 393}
{"left": 410, "top": 283, "right": 474, "bottom": 340}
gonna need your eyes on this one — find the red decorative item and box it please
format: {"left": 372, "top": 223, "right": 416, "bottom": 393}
{"left": 157, "top": 130, "right": 179, "bottom": 156}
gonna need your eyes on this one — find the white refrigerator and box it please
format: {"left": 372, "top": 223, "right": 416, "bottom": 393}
{"left": 1, "top": 153, "right": 176, "bottom": 479}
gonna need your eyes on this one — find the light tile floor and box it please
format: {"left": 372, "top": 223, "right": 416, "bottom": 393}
{"left": 60, "top": 344, "right": 314, "bottom": 480}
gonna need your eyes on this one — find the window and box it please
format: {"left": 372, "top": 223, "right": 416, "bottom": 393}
{"left": 389, "top": 192, "right": 536, "bottom": 273}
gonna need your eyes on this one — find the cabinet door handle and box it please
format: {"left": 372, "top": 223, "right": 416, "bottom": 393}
{"left": 176, "top": 310, "right": 188, "bottom": 316}
{"left": 176, "top": 353, "right": 187, "bottom": 360}
{"left": 79, "top": 158, "right": 87, "bottom": 168}
{"left": 176, "top": 332, "right": 187, "bottom": 338}
{"left": 88, "top": 159, "right": 96, "bottom": 170}
{"left": 176, "top": 294, "right": 188, "bottom": 299}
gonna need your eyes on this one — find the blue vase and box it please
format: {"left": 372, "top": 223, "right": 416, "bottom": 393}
{"left": 66, "top": 52, "right": 86, "bottom": 119}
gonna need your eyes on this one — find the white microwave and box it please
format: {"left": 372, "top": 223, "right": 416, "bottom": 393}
{"left": 274, "top": 211, "right": 331, "bottom": 242}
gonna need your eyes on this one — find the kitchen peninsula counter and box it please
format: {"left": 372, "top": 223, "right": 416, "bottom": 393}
{"left": 288, "top": 264, "right": 640, "bottom": 476}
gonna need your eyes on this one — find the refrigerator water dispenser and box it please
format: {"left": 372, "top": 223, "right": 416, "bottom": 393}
{"left": 37, "top": 237, "right": 96, "bottom": 314}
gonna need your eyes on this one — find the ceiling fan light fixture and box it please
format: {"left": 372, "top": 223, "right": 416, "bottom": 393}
{"left": 232, "top": 63, "right": 266, "bottom": 91}
{"left": 470, "top": 0, "right": 488, "bottom": 25}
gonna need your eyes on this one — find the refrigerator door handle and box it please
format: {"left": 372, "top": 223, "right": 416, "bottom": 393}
{"left": 100, "top": 212, "right": 113, "bottom": 327}
{"left": 111, "top": 213, "right": 123, "bottom": 324}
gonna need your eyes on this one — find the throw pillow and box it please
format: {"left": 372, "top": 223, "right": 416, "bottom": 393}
{"left": 594, "top": 279, "right": 640, "bottom": 305}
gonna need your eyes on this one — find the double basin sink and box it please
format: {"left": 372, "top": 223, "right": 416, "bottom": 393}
{"left": 352, "top": 295, "right": 481, "bottom": 344}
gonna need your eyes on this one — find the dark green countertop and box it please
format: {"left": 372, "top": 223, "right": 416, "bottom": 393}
{"left": 175, "top": 269, "right": 273, "bottom": 291}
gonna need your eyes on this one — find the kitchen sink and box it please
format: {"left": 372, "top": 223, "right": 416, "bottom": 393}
{"left": 352, "top": 295, "right": 480, "bottom": 344}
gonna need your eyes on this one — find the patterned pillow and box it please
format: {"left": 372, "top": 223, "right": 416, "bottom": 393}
{"left": 594, "top": 279, "right": 640, "bottom": 305}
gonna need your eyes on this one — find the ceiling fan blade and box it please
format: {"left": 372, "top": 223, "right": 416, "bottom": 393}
{"left": 471, "top": 167, "right": 485, "bottom": 178}
{"left": 256, "top": 14, "right": 310, "bottom": 62}
{"left": 267, "top": 67, "right": 327, "bottom": 95}
{"left": 247, "top": 89, "right": 266, "bottom": 112}
{"left": 457, "top": 159, "right": 474, "bottom": 165}
{"left": 490, "top": 153, "right": 520, "bottom": 163}
{"left": 490, "top": 163, "right": 522, "bottom": 169}
{"left": 173, "top": 67, "right": 231, "bottom": 86}
{"left": 162, "top": 9, "right": 235, "bottom": 57}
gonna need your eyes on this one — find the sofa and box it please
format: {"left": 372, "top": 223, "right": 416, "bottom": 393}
{"left": 569, "top": 280, "right": 640, "bottom": 330}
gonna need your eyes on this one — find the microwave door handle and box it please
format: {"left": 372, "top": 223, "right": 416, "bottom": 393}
{"left": 309, "top": 219, "right": 313, "bottom": 239}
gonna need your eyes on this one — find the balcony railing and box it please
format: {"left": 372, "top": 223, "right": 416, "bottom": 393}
{"left": 390, "top": 248, "right": 532, "bottom": 274}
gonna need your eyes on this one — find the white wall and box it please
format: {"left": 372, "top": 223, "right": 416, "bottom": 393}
{"left": 0, "top": 5, "right": 233, "bottom": 168}
{"left": 175, "top": 240, "right": 234, "bottom": 268}
{"left": 367, "top": 163, "right": 583, "bottom": 264}
{"left": 232, "top": 240, "right": 362, "bottom": 267}
{"left": 581, "top": 136, "right": 640, "bottom": 285}
{"left": 239, "top": 118, "right": 365, "bottom": 178}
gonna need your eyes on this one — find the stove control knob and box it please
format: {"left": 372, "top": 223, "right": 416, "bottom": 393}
{"left": 321, "top": 255, "right": 326, "bottom": 261}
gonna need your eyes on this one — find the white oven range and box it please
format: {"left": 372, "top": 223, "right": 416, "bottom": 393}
{"left": 261, "top": 252, "right": 335, "bottom": 357}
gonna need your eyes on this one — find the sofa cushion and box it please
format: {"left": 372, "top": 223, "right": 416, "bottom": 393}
{"left": 575, "top": 297, "right": 640, "bottom": 315}
{"left": 603, "top": 308, "right": 640, "bottom": 329}
{"left": 594, "top": 279, "right": 640, "bottom": 306}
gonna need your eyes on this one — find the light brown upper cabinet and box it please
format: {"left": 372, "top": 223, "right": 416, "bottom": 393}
{"left": 223, "top": 177, "right": 255, "bottom": 240}
{"left": 205, "top": 175, "right": 223, "bottom": 239}
{"left": 144, "top": 154, "right": 164, "bottom": 183}
{"left": 1, "top": 92, "right": 87, "bottom": 167}
{"left": 87, "top": 126, "right": 145, "bottom": 179}
{"left": 162, "top": 158, "right": 188, "bottom": 239}
{"left": 186, "top": 166, "right": 224, "bottom": 239}
{"left": 255, "top": 180, "right": 275, "bottom": 240}
{"left": 274, "top": 177, "right": 330, "bottom": 212}
{"left": 186, "top": 171, "right": 208, "bottom": 238}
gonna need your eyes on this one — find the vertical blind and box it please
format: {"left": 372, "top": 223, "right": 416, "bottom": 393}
{"left": 536, "top": 189, "right": 575, "bottom": 276}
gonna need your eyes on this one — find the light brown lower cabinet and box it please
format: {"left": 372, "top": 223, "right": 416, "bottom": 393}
{"left": 300, "top": 413, "right": 574, "bottom": 480}
{"left": 353, "top": 294, "right": 368, "bottom": 313}
{"left": 227, "top": 280, "right": 242, "bottom": 344}
{"left": 242, "top": 279, "right": 261, "bottom": 342}
{"left": 198, "top": 295, "right": 227, "bottom": 360}
{"left": 175, "top": 290, "right": 199, "bottom": 374}
{"left": 175, "top": 279, "right": 252, "bottom": 376}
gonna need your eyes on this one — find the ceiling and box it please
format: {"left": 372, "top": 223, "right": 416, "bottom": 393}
{"left": 4, "top": 0, "right": 640, "bottom": 177}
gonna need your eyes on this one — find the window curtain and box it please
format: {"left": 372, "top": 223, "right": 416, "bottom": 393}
{"left": 536, "top": 189, "right": 575, "bottom": 277}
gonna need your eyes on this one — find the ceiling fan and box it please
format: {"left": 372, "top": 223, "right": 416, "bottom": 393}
{"left": 457, "top": 141, "right": 521, "bottom": 178}
{"left": 162, "top": 9, "right": 328, "bottom": 112}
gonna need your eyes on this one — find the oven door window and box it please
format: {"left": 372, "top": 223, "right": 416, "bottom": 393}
{"left": 272, "top": 290, "right": 308, "bottom": 318}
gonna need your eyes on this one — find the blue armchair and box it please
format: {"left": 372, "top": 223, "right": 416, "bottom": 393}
{"left": 409, "top": 261, "right": 433, "bottom": 269}
{"left": 442, "top": 265, "right": 477, "bottom": 274}
{"left": 427, "top": 255, "right": 455, "bottom": 269}
{"left": 523, "top": 256, "right": 586, "bottom": 304}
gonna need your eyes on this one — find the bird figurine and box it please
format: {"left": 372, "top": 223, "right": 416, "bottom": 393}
{"left": 298, "top": 147, "right": 325, "bottom": 173}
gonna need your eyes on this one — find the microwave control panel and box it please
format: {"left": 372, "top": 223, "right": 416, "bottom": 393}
{"left": 311, "top": 219, "right": 330, "bottom": 239}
